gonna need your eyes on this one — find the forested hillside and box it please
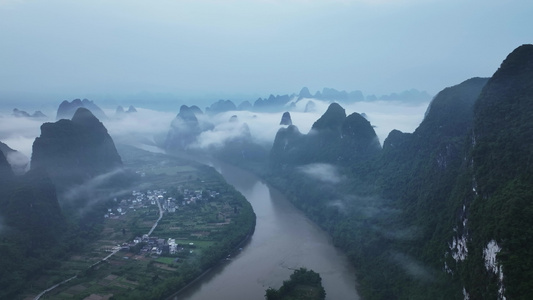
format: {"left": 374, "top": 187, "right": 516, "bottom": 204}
{"left": 0, "top": 108, "right": 132, "bottom": 298}
{"left": 0, "top": 151, "right": 67, "bottom": 299}
{"left": 262, "top": 44, "right": 533, "bottom": 299}
{"left": 452, "top": 44, "right": 533, "bottom": 299}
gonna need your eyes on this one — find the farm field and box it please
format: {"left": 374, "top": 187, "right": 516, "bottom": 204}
{"left": 24, "top": 146, "right": 255, "bottom": 300}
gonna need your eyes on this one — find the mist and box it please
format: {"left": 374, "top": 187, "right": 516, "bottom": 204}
{"left": 0, "top": 98, "right": 429, "bottom": 163}
{"left": 390, "top": 251, "right": 435, "bottom": 282}
{"left": 297, "top": 163, "right": 343, "bottom": 184}
{"left": 61, "top": 168, "right": 134, "bottom": 216}
{"left": 177, "top": 98, "right": 429, "bottom": 151}
{"left": 0, "top": 113, "right": 50, "bottom": 158}
{"left": 102, "top": 108, "right": 176, "bottom": 146}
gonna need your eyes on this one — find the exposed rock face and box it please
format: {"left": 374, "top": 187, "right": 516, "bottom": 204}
{"left": 280, "top": 112, "right": 292, "bottom": 125}
{"left": 56, "top": 98, "right": 107, "bottom": 120}
{"left": 31, "top": 107, "right": 122, "bottom": 188}
{"left": 454, "top": 44, "right": 533, "bottom": 299}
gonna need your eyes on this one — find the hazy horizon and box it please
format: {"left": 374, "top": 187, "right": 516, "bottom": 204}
{"left": 1, "top": 0, "right": 531, "bottom": 106}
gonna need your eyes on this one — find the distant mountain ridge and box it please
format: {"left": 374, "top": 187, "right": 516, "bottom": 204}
{"left": 198, "top": 88, "right": 432, "bottom": 114}
{"left": 56, "top": 98, "right": 107, "bottom": 120}
{"left": 271, "top": 102, "right": 381, "bottom": 169}
{"left": 12, "top": 108, "right": 47, "bottom": 118}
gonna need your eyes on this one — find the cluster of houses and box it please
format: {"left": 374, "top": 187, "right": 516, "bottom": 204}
{"left": 105, "top": 187, "right": 220, "bottom": 219}
{"left": 105, "top": 186, "right": 221, "bottom": 258}
{"left": 104, "top": 189, "right": 166, "bottom": 218}
{"left": 120, "top": 234, "right": 195, "bottom": 256}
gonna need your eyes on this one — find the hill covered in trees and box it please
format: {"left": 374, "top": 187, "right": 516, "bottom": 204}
{"left": 0, "top": 108, "right": 134, "bottom": 298}
{"left": 195, "top": 44, "right": 532, "bottom": 299}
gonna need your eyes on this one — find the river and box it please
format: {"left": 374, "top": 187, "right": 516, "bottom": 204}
{"left": 173, "top": 159, "right": 360, "bottom": 300}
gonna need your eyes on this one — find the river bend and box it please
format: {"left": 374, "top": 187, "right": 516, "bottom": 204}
{"left": 175, "top": 159, "right": 360, "bottom": 300}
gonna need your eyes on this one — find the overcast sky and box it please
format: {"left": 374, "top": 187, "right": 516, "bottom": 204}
{"left": 0, "top": 0, "right": 531, "bottom": 104}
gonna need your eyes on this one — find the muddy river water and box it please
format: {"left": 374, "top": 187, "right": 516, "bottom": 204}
{"left": 173, "top": 159, "right": 360, "bottom": 300}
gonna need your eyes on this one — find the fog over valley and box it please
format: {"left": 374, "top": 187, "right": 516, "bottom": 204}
{"left": 0, "top": 97, "right": 429, "bottom": 160}
{"left": 1, "top": 1, "right": 532, "bottom": 299}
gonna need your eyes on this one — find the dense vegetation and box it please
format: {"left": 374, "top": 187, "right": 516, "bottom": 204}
{"left": 211, "top": 45, "right": 533, "bottom": 299}
{"left": 104, "top": 147, "right": 256, "bottom": 300}
{"left": 0, "top": 109, "right": 256, "bottom": 299}
{"left": 265, "top": 268, "right": 326, "bottom": 300}
{"left": 0, "top": 150, "right": 102, "bottom": 299}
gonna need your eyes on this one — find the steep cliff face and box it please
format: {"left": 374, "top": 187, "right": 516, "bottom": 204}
{"left": 266, "top": 45, "right": 533, "bottom": 299}
{"left": 451, "top": 44, "right": 533, "bottom": 299}
{"left": 31, "top": 107, "right": 122, "bottom": 189}
{"left": 377, "top": 77, "right": 489, "bottom": 195}
{"left": 267, "top": 77, "right": 492, "bottom": 298}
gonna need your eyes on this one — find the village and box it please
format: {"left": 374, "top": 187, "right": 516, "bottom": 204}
{"left": 104, "top": 186, "right": 221, "bottom": 258}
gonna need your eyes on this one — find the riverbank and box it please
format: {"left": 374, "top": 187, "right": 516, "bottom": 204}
{"left": 21, "top": 146, "right": 256, "bottom": 300}
{"left": 165, "top": 230, "right": 253, "bottom": 300}
{"left": 170, "top": 156, "right": 360, "bottom": 300}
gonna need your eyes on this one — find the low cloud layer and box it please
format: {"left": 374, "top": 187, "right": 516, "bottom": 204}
{"left": 189, "top": 98, "right": 429, "bottom": 150}
{"left": 61, "top": 168, "right": 133, "bottom": 216}
{"left": 0, "top": 113, "right": 47, "bottom": 158}
{"left": 102, "top": 108, "right": 176, "bottom": 146}
{"left": 297, "top": 163, "right": 343, "bottom": 184}
{"left": 0, "top": 99, "right": 429, "bottom": 162}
